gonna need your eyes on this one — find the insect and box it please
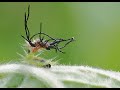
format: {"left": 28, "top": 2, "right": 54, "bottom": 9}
{"left": 21, "top": 5, "right": 74, "bottom": 54}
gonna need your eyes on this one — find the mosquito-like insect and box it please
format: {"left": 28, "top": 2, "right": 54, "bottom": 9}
{"left": 21, "top": 5, "right": 74, "bottom": 54}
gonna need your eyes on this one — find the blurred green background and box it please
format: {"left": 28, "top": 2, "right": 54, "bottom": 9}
{"left": 0, "top": 2, "right": 120, "bottom": 71}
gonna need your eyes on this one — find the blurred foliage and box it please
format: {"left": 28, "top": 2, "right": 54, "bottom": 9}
{"left": 0, "top": 2, "right": 120, "bottom": 71}
{"left": 1, "top": 64, "right": 120, "bottom": 88}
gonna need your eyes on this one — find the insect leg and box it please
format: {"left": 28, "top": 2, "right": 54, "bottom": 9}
{"left": 30, "top": 32, "right": 56, "bottom": 41}
{"left": 22, "top": 5, "right": 30, "bottom": 41}
{"left": 22, "top": 5, "right": 35, "bottom": 47}
{"left": 59, "top": 37, "right": 74, "bottom": 49}
{"left": 39, "top": 22, "right": 42, "bottom": 42}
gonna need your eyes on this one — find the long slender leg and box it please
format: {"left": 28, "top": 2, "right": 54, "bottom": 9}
{"left": 26, "top": 5, "right": 30, "bottom": 21}
{"left": 57, "top": 47, "right": 65, "bottom": 53}
{"left": 24, "top": 12, "right": 29, "bottom": 40}
{"left": 21, "top": 5, "right": 35, "bottom": 47}
{"left": 22, "top": 5, "right": 30, "bottom": 41}
{"left": 39, "top": 22, "right": 42, "bottom": 41}
{"left": 44, "top": 39, "right": 53, "bottom": 44}
{"left": 59, "top": 37, "right": 74, "bottom": 49}
{"left": 25, "top": 5, "right": 30, "bottom": 40}
{"left": 30, "top": 32, "right": 56, "bottom": 41}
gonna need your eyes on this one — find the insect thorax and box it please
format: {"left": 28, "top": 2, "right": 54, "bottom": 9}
{"left": 26, "top": 38, "right": 50, "bottom": 53}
